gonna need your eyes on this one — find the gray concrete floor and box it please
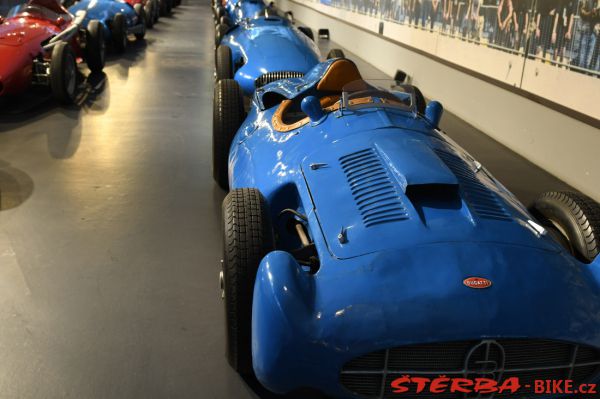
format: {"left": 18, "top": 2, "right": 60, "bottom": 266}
{"left": 0, "top": 1, "right": 572, "bottom": 398}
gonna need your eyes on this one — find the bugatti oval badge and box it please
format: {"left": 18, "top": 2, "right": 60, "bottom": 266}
{"left": 463, "top": 277, "right": 492, "bottom": 289}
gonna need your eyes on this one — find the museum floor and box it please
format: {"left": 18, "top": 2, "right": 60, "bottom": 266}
{"left": 0, "top": 1, "right": 573, "bottom": 398}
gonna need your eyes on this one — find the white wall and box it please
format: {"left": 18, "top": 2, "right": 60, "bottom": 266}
{"left": 278, "top": 0, "right": 600, "bottom": 202}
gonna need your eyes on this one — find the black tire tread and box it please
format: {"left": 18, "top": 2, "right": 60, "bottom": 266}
{"left": 533, "top": 191, "right": 600, "bottom": 262}
{"left": 215, "top": 44, "right": 233, "bottom": 81}
{"left": 298, "top": 26, "right": 314, "bottom": 41}
{"left": 134, "top": 4, "right": 146, "bottom": 40}
{"left": 213, "top": 79, "right": 244, "bottom": 190}
{"left": 85, "top": 20, "right": 105, "bottom": 73}
{"left": 50, "top": 42, "right": 76, "bottom": 104}
{"left": 112, "top": 13, "right": 127, "bottom": 53}
{"left": 327, "top": 48, "right": 345, "bottom": 59}
{"left": 222, "top": 188, "right": 275, "bottom": 374}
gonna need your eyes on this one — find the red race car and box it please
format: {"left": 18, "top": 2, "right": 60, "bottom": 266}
{"left": 0, "top": 0, "right": 105, "bottom": 104}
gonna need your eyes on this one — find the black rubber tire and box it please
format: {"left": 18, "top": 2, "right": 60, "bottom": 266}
{"left": 85, "top": 20, "right": 105, "bottom": 73}
{"left": 134, "top": 4, "right": 147, "bottom": 40}
{"left": 215, "top": 44, "right": 233, "bottom": 81}
{"left": 298, "top": 26, "right": 314, "bottom": 41}
{"left": 50, "top": 42, "right": 78, "bottom": 104}
{"left": 213, "top": 79, "right": 244, "bottom": 190}
{"left": 327, "top": 48, "right": 345, "bottom": 59}
{"left": 412, "top": 85, "right": 427, "bottom": 115}
{"left": 215, "top": 23, "right": 229, "bottom": 46}
{"left": 222, "top": 188, "right": 275, "bottom": 374}
{"left": 215, "top": 5, "right": 226, "bottom": 21}
{"left": 144, "top": 0, "right": 154, "bottom": 28}
{"left": 159, "top": 0, "right": 169, "bottom": 16}
{"left": 220, "top": 15, "right": 232, "bottom": 27}
{"left": 284, "top": 11, "right": 294, "bottom": 23}
{"left": 112, "top": 13, "right": 127, "bottom": 53}
{"left": 531, "top": 191, "right": 600, "bottom": 263}
{"left": 152, "top": 0, "right": 159, "bottom": 23}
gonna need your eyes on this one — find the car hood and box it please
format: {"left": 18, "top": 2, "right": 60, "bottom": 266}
{"left": 0, "top": 19, "right": 50, "bottom": 94}
{"left": 232, "top": 21, "right": 320, "bottom": 92}
{"left": 0, "top": 18, "right": 54, "bottom": 47}
{"left": 301, "top": 127, "right": 560, "bottom": 259}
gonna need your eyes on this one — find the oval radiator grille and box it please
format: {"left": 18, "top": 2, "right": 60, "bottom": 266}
{"left": 254, "top": 71, "right": 304, "bottom": 88}
{"left": 434, "top": 149, "right": 511, "bottom": 221}
{"left": 340, "top": 149, "right": 408, "bottom": 227}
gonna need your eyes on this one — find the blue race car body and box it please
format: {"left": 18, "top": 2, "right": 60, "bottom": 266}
{"left": 69, "top": 0, "right": 143, "bottom": 41}
{"left": 218, "top": 16, "right": 320, "bottom": 95}
{"left": 224, "top": 0, "right": 265, "bottom": 24}
{"left": 226, "top": 59, "right": 600, "bottom": 398}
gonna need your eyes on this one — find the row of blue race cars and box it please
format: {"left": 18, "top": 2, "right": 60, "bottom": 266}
{"left": 0, "top": 0, "right": 180, "bottom": 104}
{"left": 211, "top": 1, "right": 600, "bottom": 398}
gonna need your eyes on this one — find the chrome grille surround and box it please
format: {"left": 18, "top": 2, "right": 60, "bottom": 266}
{"left": 254, "top": 71, "right": 304, "bottom": 88}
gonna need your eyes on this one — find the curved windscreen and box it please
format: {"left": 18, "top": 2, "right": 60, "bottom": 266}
{"left": 341, "top": 80, "right": 415, "bottom": 113}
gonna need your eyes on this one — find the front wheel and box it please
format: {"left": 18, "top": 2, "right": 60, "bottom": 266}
{"left": 531, "top": 191, "right": 600, "bottom": 263}
{"left": 213, "top": 79, "right": 244, "bottom": 190}
{"left": 85, "top": 20, "right": 105, "bottom": 73}
{"left": 134, "top": 4, "right": 147, "bottom": 40}
{"left": 215, "top": 44, "right": 233, "bottom": 81}
{"left": 144, "top": 0, "right": 154, "bottom": 28}
{"left": 50, "top": 42, "right": 78, "bottom": 104}
{"left": 112, "top": 13, "right": 128, "bottom": 53}
{"left": 298, "top": 26, "right": 314, "bottom": 41}
{"left": 327, "top": 48, "right": 345, "bottom": 59}
{"left": 222, "top": 188, "right": 275, "bottom": 374}
{"left": 215, "top": 23, "right": 229, "bottom": 46}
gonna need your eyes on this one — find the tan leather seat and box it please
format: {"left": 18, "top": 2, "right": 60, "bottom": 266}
{"left": 316, "top": 59, "right": 362, "bottom": 92}
{"left": 272, "top": 59, "right": 363, "bottom": 132}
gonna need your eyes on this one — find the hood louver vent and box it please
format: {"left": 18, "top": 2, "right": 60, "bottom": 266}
{"left": 435, "top": 149, "right": 511, "bottom": 221}
{"left": 340, "top": 149, "right": 408, "bottom": 227}
{"left": 255, "top": 71, "right": 304, "bottom": 88}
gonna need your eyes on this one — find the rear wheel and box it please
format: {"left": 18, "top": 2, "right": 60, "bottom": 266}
{"left": 134, "top": 4, "right": 147, "bottom": 40}
{"left": 213, "top": 79, "right": 244, "bottom": 190}
{"left": 215, "top": 5, "right": 225, "bottom": 22}
{"left": 159, "top": 0, "right": 168, "bottom": 16}
{"left": 220, "top": 15, "right": 232, "bottom": 28}
{"left": 85, "top": 20, "right": 105, "bottom": 73}
{"left": 298, "top": 26, "right": 314, "bottom": 41}
{"left": 327, "top": 48, "right": 345, "bottom": 59}
{"left": 153, "top": 0, "right": 159, "bottom": 23}
{"left": 215, "top": 44, "right": 233, "bottom": 81}
{"left": 531, "top": 191, "right": 600, "bottom": 263}
{"left": 50, "top": 42, "right": 78, "bottom": 104}
{"left": 215, "top": 23, "right": 229, "bottom": 46}
{"left": 112, "top": 13, "right": 127, "bottom": 53}
{"left": 222, "top": 188, "right": 275, "bottom": 374}
{"left": 144, "top": 0, "right": 154, "bottom": 28}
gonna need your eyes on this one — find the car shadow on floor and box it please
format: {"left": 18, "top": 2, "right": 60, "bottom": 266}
{"left": 0, "top": 71, "right": 108, "bottom": 160}
{"left": 0, "top": 160, "right": 34, "bottom": 212}
{"left": 243, "top": 375, "right": 332, "bottom": 399}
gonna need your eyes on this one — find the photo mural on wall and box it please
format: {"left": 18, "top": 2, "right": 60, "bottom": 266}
{"left": 321, "top": 0, "right": 600, "bottom": 75}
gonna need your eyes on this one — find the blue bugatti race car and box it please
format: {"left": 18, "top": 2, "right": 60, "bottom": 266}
{"left": 214, "top": 58, "right": 600, "bottom": 398}
{"left": 213, "top": 0, "right": 266, "bottom": 27}
{"left": 69, "top": 0, "right": 147, "bottom": 53}
{"left": 214, "top": 14, "right": 342, "bottom": 96}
